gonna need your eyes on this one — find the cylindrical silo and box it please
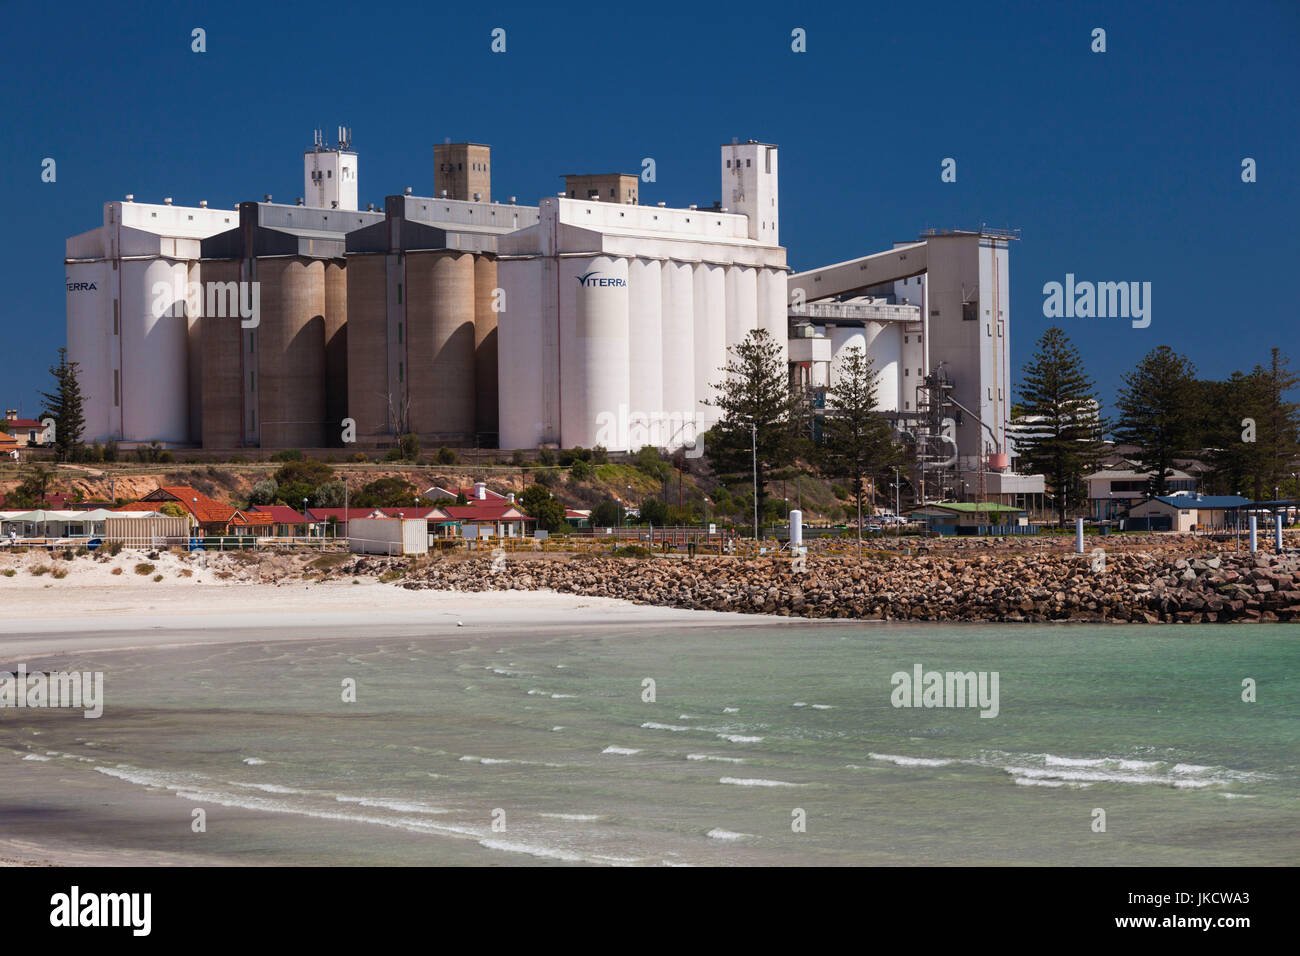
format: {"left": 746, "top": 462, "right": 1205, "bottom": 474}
{"left": 758, "top": 267, "right": 788, "bottom": 368}
{"left": 561, "top": 255, "right": 629, "bottom": 450}
{"left": 496, "top": 257, "right": 544, "bottom": 449}
{"left": 65, "top": 260, "right": 112, "bottom": 443}
{"left": 863, "top": 321, "right": 902, "bottom": 412}
{"left": 827, "top": 326, "right": 867, "bottom": 408}
{"left": 659, "top": 259, "right": 696, "bottom": 439}
{"left": 406, "top": 250, "right": 475, "bottom": 442}
{"left": 199, "top": 259, "right": 245, "bottom": 449}
{"left": 474, "top": 256, "right": 499, "bottom": 442}
{"left": 323, "top": 259, "right": 349, "bottom": 445}
{"left": 724, "top": 265, "right": 758, "bottom": 354}
{"left": 692, "top": 262, "right": 726, "bottom": 431}
{"left": 344, "top": 253, "right": 391, "bottom": 442}
{"left": 120, "top": 258, "right": 191, "bottom": 443}
{"left": 256, "top": 257, "right": 326, "bottom": 449}
{"left": 185, "top": 260, "right": 203, "bottom": 444}
{"left": 627, "top": 257, "right": 663, "bottom": 447}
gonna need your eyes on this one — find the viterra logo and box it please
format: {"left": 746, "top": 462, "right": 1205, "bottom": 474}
{"left": 66, "top": 277, "right": 97, "bottom": 291}
{"left": 576, "top": 271, "right": 627, "bottom": 288}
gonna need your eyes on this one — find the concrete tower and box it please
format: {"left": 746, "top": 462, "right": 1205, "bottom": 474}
{"left": 304, "top": 127, "right": 358, "bottom": 211}
{"left": 721, "top": 140, "right": 778, "bottom": 244}
{"left": 434, "top": 142, "right": 491, "bottom": 201}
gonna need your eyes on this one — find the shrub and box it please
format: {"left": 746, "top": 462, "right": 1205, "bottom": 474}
{"left": 378, "top": 569, "right": 403, "bottom": 583}
{"left": 570, "top": 458, "right": 593, "bottom": 481}
{"left": 351, "top": 452, "right": 369, "bottom": 463}
{"left": 537, "top": 447, "right": 556, "bottom": 466}
{"left": 134, "top": 563, "right": 156, "bottom": 576}
{"left": 534, "top": 468, "right": 560, "bottom": 488}
{"left": 51, "top": 568, "right": 68, "bottom": 579}
{"left": 510, "top": 449, "right": 527, "bottom": 467}
{"left": 591, "top": 445, "right": 608, "bottom": 465}
{"left": 248, "top": 479, "right": 278, "bottom": 506}
{"left": 1, "top": 569, "right": 16, "bottom": 577}
{"left": 271, "top": 449, "right": 304, "bottom": 463}
{"left": 111, "top": 567, "right": 123, "bottom": 575}
{"left": 611, "top": 545, "right": 651, "bottom": 558}
{"left": 180, "top": 569, "right": 193, "bottom": 578}
{"left": 29, "top": 566, "right": 50, "bottom": 576}
{"left": 436, "top": 446, "right": 458, "bottom": 465}
{"left": 153, "top": 574, "right": 163, "bottom": 582}
{"left": 108, "top": 541, "right": 124, "bottom": 556}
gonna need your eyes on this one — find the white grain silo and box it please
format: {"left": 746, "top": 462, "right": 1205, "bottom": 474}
{"left": 627, "top": 257, "right": 663, "bottom": 445}
{"left": 560, "top": 255, "right": 630, "bottom": 450}
{"left": 659, "top": 259, "right": 696, "bottom": 430}
{"left": 692, "top": 262, "right": 727, "bottom": 431}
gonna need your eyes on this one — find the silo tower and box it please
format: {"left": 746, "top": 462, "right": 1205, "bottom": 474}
{"left": 304, "top": 127, "right": 358, "bottom": 211}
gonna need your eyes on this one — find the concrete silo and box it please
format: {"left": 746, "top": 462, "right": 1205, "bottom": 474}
{"left": 659, "top": 259, "right": 696, "bottom": 428}
{"left": 405, "top": 250, "right": 476, "bottom": 441}
{"left": 627, "top": 258, "right": 663, "bottom": 445}
{"left": 198, "top": 259, "right": 246, "bottom": 448}
{"left": 473, "top": 257, "right": 500, "bottom": 441}
{"left": 342, "top": 252, "right": 390, "bottom": 440}
{"left": 323, "top": 260, "right": 349, "bottom": 443}
{"left": 560, "top": 255, "right": 630, "bottom": 449}
{"left": 255, "top": 257, "right": 327, "bottom": 449}
{"left": 692, "top": 262, "right": 726, "bottom": 430}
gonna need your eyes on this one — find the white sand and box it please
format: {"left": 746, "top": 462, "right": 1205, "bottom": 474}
{"left": 0, "top": 547, "right": 765, "bottom": 662}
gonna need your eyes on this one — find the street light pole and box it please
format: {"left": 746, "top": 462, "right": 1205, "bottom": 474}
{"left": 751, "top": 422, "right": 758, "bottom": 543}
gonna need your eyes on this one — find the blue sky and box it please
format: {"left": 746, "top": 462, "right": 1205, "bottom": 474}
{"left": 2, "top": 0, "right": 1297, "bottom": 422}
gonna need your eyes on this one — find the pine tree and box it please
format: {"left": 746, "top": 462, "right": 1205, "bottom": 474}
{"left": 1256, "top": 348, "right": 1300, "bottom": 500}
{"left": 1113, "top": 346, "right": 1199, "bottom": 498}
{"left": 819, "top": 345, "right": 900, "bottom": 547}
{"left": 704, "top": 328, "right": 808, "bottom": 537}
{"left": 1013, "top": 328, "right": 1107, "bottom": 526}
{"left": 37, "top": 347, "right": 86, "bottom": 463}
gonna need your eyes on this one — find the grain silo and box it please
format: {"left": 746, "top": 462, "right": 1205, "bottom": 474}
{"left": 199, "top": 200, "right": 383, "bottom": 449}
{"left": 65, "top": 199, "right": 237, "bottom": 445}
{"left": 345, "top": 187, "right": 539, "bottom": 448}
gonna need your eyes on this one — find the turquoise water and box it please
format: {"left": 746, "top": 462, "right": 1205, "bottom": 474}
{"left": 4, "top": 622, "right": 1297, "bottom": 865}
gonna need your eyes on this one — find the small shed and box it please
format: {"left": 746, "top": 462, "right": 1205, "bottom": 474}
{"left": 349, "top": 518, "right": 429, "bottom": 556}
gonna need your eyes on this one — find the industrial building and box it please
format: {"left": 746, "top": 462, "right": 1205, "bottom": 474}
{"left": 64, "top": 130, "right": 1039, "bottom": 509}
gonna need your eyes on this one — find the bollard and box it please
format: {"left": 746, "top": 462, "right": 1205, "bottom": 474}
{"left": 1075, "top": 517, "right": 1084, "bottom": 554}
{"left": 1275, "top": 513, "right": 1284, "bottom": 552}
{"left": 789, "top": 510, "right": 803, "bottom": 548}
{"left": 1249, "top": 515, "right": 1258, "bottom": 553}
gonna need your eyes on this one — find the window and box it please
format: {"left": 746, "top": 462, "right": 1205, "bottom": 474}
{"left": 250, "top": 410, "right": 256, "bottom": 431}
{"left": 398, "top": 323, "right": 403, "bottom": 344}
{"left": 249, "top": 331, "right": 256, "bottom": 353}
{"left": 726, "top": 160, "right": 731, "bottom": 168}
{"left": 962, "top": 302, "right": 977, "bottom": 321}
{"left": 609, "top": 188, "right": 615, "bottom": 197}
{"left": 327, "top": 170, "right": 331, "bottom": 178}
{"left": 746, "top": 159, "right": 751, "bottom": 167}
{"left": 399, "top": 362, "right": 404, "bottom": 382}
{"left": 765, "top": 149, "right": 772, "bottom": 173}
{"left": 397, "top": 283, "right": 403, "bottom": 305}
{"left": 113, "top": 300, "right": 119, "bottom": 335}
{"left": 904, "top": 368, "right": 909, "bottom": 377}
{"left": 250, "top": 370, "right": 256, "bottom": 391}
{"left": 113, "top": 370, "right": 119, "bottom": 407}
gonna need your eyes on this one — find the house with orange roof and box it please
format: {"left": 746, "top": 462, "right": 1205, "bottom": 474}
{"left": 135, "top": 486, "right": 273, "bottom": 536}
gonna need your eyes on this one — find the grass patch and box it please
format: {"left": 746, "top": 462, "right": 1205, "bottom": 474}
{"left": 1, "top": 569, "right": 16, "bottom": 577}
{"left": 153, "top": 574, "right": 163, "bottom": 582}
{"left": 111, "top": 567, "right": 123, "bottom": 576}
{"left": 378, "top": 569, "right": 404, "bottom": 583}
{"left": 51, "top": 568, "right": 69, "bottom": 579}
{"left": 179, "top": 569, "right": 193, "bottom": 578}
{"left": 308, "top": 553, "right": 350, "bottom": 570}
{"left": 215, "top": 570, "right": 234, "bottom": 580}
{"left": 134, "top": 563, "right": 156, "bottom": 576}
{"left": 29, "top": 565, "right": 50, "bottom": 576}
{"left": 108, "top": 541, "right": 124, "bottom": 556}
